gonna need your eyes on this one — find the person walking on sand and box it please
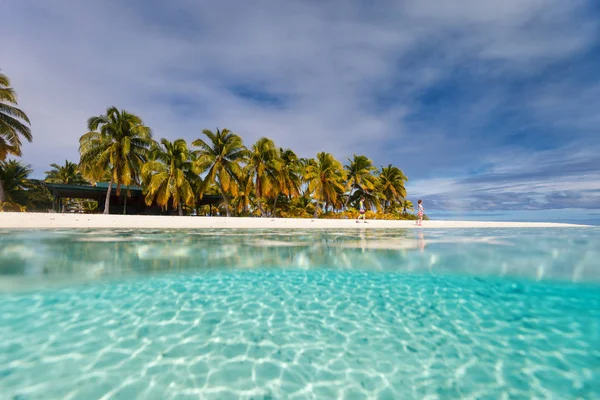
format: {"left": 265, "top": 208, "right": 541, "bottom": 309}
{"left": 417, "top": 199, "right": 424, "bottom": 226}
{"left": 356, "top": 196, "right": 367, "bottom": 223}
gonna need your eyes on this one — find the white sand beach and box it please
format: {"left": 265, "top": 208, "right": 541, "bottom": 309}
{"left": 0, "top": 212, "right": 590, "bottom": 229}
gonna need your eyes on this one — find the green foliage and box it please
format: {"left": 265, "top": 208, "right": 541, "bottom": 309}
{"left": 62, "top": 198, "right": 98, "bottom": 213}
{"left": 79, "top": 106, "right": 152, "bottom": 214}
{"left": 23, "top": 179, "right": 53, "bottom": 211}
{"left": 278, "top": 195, "right": 315, "bottom": 218}
{"left": 278, "top": 148, "right": 301, "bottom": 198}
{"left": 377, "top": 164, "right": 408, "bottom": 212}
{"left": 5, "top": 101, "right": 422, "bottom": 218}
{"left": 0, "top": 201, "right": 26, "bottom": 212}
{"left": 0, "top": 72, "right": 32, "bottom": 162}
{"left": 248, "top": 137, "right": 280, "bottom": 216}
{"left": 79, "top": 107, "right": 152, "bottom": 186}
{"left": 45, "top": 160, "right": 87, "bottom": 185}
{"left": 0, "top": 159, "right": 31, "bottom": 205}
{"left": 142, "top": 138, "right": 200, "bottom": 215}
{"left": 345, "top": 154, "right": 378, "bottom": 208}
{"left": 231, "top": 165, "right": 254, "bottom": 215}
{"left": 304, "top": 152, "right": 347, "bottom": 217}
{"left": 192, "top": 128, "right": 248, "bottom": 217}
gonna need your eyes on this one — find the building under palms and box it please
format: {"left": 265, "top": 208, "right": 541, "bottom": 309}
{"left": 46, "top": 182, "right": 223, "bottom": 215}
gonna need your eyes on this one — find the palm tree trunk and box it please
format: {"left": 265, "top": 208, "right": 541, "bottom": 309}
{"left": 103, "top": 179, "right": 113, "bottom": 214}
{"left": 255, "top": 179, "right": 266, "bottom": 217}
{"left": 0, "top": 179, "right": 5, "bottom": 204}
{"left": 178, "top": 203, "right": 183, "bottom": 216}
{"left": 313, "top": 201, "right": 319, "bottom": 218}
{"left": 273, "top": 195, "right": 278, "bottom": 217}
{"left": 217, "top": 181, "right": 231, "bottom": 217}
{"left": 257, "top": 197, "right": 265, "bottom": 217}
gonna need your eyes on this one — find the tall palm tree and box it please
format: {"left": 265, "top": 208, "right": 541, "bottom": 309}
{"left": 298, "top": 157, "right": 317, "bottom": 197}
{"left": 192, "top": 128, "right": 248, "bottom": 217}
{"left": 344, "top": 154, "right": 378, "bottom": 209}
{"left": 269, "top": 148, "right": 301, "bottom": 216}
{"left": 142, "top": 138, "right": 201, "bottom": 216}
{"left": 0, "top": 72, "right": 32, "bottom": 203}
{"left": 45, "top": 160, "right": 87, "bottom": 185}
{"left": 377, "top": 164, "right": 408, "bottom": 211}
{"left": 79, "top": 107, "right": 152, "bottom": 214}
{"left": 304, "top": 152, "right": 346, "bottom": 218}
{"left": 248, "top": 137, "right": 280, "bottom": 217}
{"left": 275, "top": 148, "right": 301, "bottom": 209}
{"left": 0, "top": 159, "right": 31, "bottom": 206}
{"left": 232, "top": 165, "right": 254, "bottom": 216}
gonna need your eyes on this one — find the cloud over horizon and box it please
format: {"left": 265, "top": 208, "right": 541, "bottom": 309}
{"left": 2, "top": 0, "right": 599, "bottom": 219}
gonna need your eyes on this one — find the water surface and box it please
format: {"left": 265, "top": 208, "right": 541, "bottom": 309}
{"left": 1, "top": 228, "right": 599, "bottom": 399}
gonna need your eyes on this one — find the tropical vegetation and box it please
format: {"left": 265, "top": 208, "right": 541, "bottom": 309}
{"left": 79, "top": 106, "right": 152, "bottom": 214}
{"left": 192, "top": 128, "right": 248, "bottom": 217}
{"left": 45, "top": 160, "right": 88, "bottom": 185}
{"left": 0, "top": 88, "right": 425, "bottom": 219}
{"left": 0, "top": 72, "right": 32, "bottom": 203}
{"left": 142, "top": 138, "right": 201, "bottom": 215}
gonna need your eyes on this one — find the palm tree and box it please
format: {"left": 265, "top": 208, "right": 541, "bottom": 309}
{"left": 304, "top": 152, "right": 346, "bottom": 218}
{"left": 45, "top": 160, "right": 87, "bottom": 185}
{"left": 45, "top": 160, "right": 88, "bottom": 212}
{"left": 192, "top": 128, "right": 248, "bottom": 217}
{"left": 0, "top": 159, "right": 31, "bottom": 206}
{"left": 0, "top": 72, "right": 32, "bottom": 203}
{"left": 344, "top": 154, "right": 377, "bottom": 209}
{"left": 142, "top": 138, "right": 201, "bottom": 216}
{"left": 286, "top": 195, "right": 315, "bottom": 218}
{"left": 401, "top": 199, "right": 414, "bottom": 215}
{"left": 79, "top": 107, "right": 152, "bottom": 214}
{"left": 298, "top": 157, "right": 317, "bottom": 197}
{"left": 231, "top": 165, "right": 254, "bottom": 216}
{"left": 377, "top": 164, "right": 407, "bottom": 211}
{"left": 274, "top": 148, "right": 301, "bottom": 215}
{"left": 248, "top": 137, "right": 280, "bottom": 217}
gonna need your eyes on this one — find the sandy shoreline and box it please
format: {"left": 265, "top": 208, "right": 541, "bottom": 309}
{"left": 0, "top": 212, "right": 590, "bottom": 229}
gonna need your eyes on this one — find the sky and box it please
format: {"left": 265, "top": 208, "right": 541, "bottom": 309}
{"left": 2, "top": 0, "right": 599, "bottom": 223}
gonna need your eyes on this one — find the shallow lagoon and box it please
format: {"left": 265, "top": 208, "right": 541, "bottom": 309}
{"left": 1, "top": 228, "right": 599, "bottom": 399}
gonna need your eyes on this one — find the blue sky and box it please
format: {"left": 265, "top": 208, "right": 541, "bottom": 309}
{"left": 2, "top": 0, "right": 599, "bottom": 223}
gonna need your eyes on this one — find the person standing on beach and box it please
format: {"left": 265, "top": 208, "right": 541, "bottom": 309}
{"left": 417, "top": 199, "right": 424, "bottom": 226}
{"left": 357, "top": 196, "right": 367, "bottom": 223}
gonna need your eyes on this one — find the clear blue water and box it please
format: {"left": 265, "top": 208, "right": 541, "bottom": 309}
{"left": 1, "top": 228, "right": 599, "bottom": 399}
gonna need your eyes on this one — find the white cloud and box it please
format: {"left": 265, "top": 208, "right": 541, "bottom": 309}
{"left": 407, "top": 147, "right": 600, "bottom": 211}
{"left": 2, "top": 0, "right": 598, "bottom": 219}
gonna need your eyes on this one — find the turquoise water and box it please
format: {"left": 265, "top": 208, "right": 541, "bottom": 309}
{"left": 1, "top": 228, "right": 599, "bottom": 399}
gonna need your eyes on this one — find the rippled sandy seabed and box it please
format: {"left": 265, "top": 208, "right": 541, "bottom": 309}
{"left": 1, "top": 228, "right": 599, "bottom": 399}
